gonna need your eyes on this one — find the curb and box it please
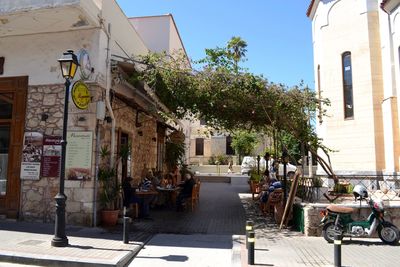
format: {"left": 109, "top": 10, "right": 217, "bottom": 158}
{"left": 0, "top": 242, "right": 143, "bottom": 267}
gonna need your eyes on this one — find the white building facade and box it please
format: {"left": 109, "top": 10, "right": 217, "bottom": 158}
{"left": 308, "top": 0, "right": 400, "bottom": 175}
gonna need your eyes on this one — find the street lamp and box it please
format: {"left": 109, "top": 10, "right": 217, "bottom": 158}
{"left": 51, "top": 50, "right": 79, "bottom": 247}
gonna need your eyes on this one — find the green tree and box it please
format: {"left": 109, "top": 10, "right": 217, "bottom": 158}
{"left": 227, "top": 36, "right": 247, "bottom": 72}
{"left": 230, "top": 131, "right": 258, "bottom": 163}
{"left": 134, "top": 37, "right": 336, "bottom": 181}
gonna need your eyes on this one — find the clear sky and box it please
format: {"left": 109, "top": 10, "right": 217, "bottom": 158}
{"left": 116, "top": 0, "right": 314, "bottom": 88}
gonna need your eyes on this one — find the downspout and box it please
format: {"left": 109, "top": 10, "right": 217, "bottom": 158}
{"left": 93, "top": 122, "right": 100, "bottom": 226}
{"left": 381, "top": 7, "right": 397, "bottom": 172}
{"left": 105, "top": 23, "right": 116, "bottom": 167}
{"left": 93, "top": 21, "right": 115, "bottom": 225}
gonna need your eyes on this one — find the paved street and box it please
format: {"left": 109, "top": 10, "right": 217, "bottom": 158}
{"left": 1, "top": 176, "right": 400, "bottom": 266}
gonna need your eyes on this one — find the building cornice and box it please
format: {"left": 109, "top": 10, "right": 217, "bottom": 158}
{"left": 306, "top": 0, "right": 319, "bottom": 18}
{"left": 381, "top": 0, "right": 400, "bottom": 14}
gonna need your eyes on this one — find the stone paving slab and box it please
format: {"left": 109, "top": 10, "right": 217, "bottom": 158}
{"left": 240, "top": 194, "right": 400, "bottom": 267}
{"left": 127, "top": 234, "right": 234, "bottom": 267}
{"left": 0, "top": 221, "right": 144, "bottom": 267}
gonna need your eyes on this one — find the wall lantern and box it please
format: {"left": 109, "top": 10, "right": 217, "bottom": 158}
{"left": 58, "top": 50, "right": 79, "bottom": 80}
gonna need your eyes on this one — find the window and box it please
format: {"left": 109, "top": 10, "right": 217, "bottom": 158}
{"left": 342, "top": 52, "right": 354, "bottom": 119}
{"left": 226, "top": 135, "right": 235, "bottom": 155}
{"left": 195, "top": 138, "right": 204, "bottom": 156}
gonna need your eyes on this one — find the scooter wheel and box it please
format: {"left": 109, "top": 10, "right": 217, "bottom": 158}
{"left": 378, "top": 222, "right": 400, "bottom": 246}
{"left": 322, "top": 222, "right": 342, "bottom": 243}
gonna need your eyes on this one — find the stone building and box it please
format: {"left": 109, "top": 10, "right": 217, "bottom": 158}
{"left": 0, "top": 0, "right": 186, "bottom": 225}
{"left": 186, "top": 120, "right": 272, "bottom": 165}
{"left": 307, "top": 0, "right": 400, "bottom": 175}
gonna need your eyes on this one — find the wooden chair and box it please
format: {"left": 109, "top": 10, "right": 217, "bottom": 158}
{"left": 250, "top": 180, "right": 261, "bottom": 200}
{"left": 184, "top": 183, "right": 198, "bottom": 211}
{"left": 265, "top": 188, "right": 283, "bottom": 215}
{"left": 196, "top": 181, "right": 201, "bottom": 203}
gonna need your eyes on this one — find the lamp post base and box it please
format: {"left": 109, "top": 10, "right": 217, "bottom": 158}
{"left": 51, "top": 237, "right": 69, "bottom": 247}
{"left": 52, "top": 193, "right": 68, "bottom": 247}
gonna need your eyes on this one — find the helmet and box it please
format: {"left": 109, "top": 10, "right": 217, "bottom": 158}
{"left": 353, "top": 185, "right": 368, "bottom": 200}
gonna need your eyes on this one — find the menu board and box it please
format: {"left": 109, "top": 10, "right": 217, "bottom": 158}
{"left": 41, "top": 136, "right": 61, "bottom": 177}
{"left": 20, "top": 132, "right": 43, "bottom": 180}
{"left": 65, "top": 131, "right": 92, "bottom": 180}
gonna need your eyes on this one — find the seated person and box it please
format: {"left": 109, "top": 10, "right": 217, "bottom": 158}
{"left": 151, "top": 170, "right": 163, "bottom": 187}
{"left": 122, "top": 176, "right": 141, "bottom": 210}
{"left": 260, "top": 180, "right": 282, "bottom": 204}
{"left": 176, "top": 173, "right": 195, "bottom": 211}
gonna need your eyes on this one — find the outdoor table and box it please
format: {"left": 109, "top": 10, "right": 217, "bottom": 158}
{"left": 135, "top": 190, "right": 158, "bottom": 218}
{"left": 156, "top": 186, "right": 180, "bottom": 208}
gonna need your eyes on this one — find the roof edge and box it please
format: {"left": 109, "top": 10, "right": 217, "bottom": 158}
{"left": 306, "top": 0, "right": 316, "bottom": 17}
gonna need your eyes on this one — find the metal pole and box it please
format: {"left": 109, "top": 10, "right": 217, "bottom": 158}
{"left": 51, "top": 79, "right": 70, "bottom": 247}
{"left": 282, "top": 149, "right": 288, "bottom": 205}
{"left": 247, "top": 231, "right": 255, "bottom": 265}
{"left": 246, "top": 220, "right": 253, "bottom": 248}
{"left": 334, "top": 234, "right": 342, "bottom": 267}
{"left": 123, "top": 207, "right": 129, "bottom": 244}
{"left": 283, "top": 162, "right": 287, "bottom": 204}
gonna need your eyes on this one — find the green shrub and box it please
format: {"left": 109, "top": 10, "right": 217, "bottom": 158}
{"left": 208, "top": 155, "right": 216, "bottom": 165}
{"left": 313, "top": 177, "right": 323, "bottom": 188}
{"left": 334, "top": 183, "right": 353, "bottom": 194}
{"left": 216, "top": 154, "right": 229, "bottom": 165}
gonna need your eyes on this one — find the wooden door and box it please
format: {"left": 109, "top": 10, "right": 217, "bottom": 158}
{"left": 0, "top": 76, "right": 27, "bottom": 218}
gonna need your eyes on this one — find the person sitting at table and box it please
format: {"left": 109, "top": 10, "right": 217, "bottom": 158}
{"left": 122, "top": 176, "right": 142, "bottom": 215}
{"left": 258, "top": 179, "right": 282, "bottom": 213}
{"left": 176, "top": 173, "right": 195, "bottom": 211}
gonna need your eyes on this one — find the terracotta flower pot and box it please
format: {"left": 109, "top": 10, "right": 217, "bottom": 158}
{"left": 100, "top": 209, "right": 119, "bottom": 226}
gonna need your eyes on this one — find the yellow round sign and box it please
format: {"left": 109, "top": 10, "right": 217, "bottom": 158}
{"left": 71, "top": 81, "right": 91, "bottom": 110}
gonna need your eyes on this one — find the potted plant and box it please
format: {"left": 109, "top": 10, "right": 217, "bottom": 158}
{"left": 98, "top": 145, "right": 119, "bottom": 226}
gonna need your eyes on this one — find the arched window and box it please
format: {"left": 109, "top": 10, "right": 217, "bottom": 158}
{"left": 342, "top": 52, "right": 354, "bottom": 119}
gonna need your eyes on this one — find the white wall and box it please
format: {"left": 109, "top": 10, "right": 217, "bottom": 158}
{"left": 0, "top": 0, "right": 148, "bottom": 87}
{"left": 0, "top": 29, "right": 100, "bottom": 85}
{"left": 312, "top": 0, "right": 386, "bottom": 174}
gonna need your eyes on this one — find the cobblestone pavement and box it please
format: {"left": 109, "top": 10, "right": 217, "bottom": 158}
{"left": 240, "top": 190, "right": 400, "bottom": 267}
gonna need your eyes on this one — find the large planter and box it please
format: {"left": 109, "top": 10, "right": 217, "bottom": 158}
{"left": 100, "top": 209, "right": 119, "bottom": 226}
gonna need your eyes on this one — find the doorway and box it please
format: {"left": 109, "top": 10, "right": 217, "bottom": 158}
{"left": 0, "top": 76, "right": 27, "bottom": 218}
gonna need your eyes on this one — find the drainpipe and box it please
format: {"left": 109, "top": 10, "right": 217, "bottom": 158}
{"left": 105, "top": 23, "right": 116, "bottom": 167}
{"left": 381, "top": 8, "right": 397, "bottom": 172}
{"left": 93, "top": 122, "right": 100, "bottom": 226}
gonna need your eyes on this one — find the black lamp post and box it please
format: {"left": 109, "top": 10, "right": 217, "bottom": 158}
{"left": 51, "top": 50, "right": 79, "bottom": 247}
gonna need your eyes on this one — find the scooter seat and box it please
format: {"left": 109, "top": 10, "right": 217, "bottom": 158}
{"left": 326, "top": 205, "right": 353, "bottom": 214}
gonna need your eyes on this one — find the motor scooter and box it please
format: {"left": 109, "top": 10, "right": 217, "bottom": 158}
{"left": 320, "top": 197, "right": 400, "bottom": 245}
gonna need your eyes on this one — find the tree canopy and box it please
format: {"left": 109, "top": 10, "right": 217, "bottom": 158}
{"left": 134, "top": 37, "right": 335, "bottom": 179}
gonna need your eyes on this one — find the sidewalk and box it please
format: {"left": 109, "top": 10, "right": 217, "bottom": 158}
{"left": 0, "top": 220, "right": 146, "bottom": 267}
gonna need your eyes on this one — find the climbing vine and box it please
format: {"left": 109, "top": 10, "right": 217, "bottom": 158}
{"left": 132, "top": 37, "right": 336, "bottom": 179}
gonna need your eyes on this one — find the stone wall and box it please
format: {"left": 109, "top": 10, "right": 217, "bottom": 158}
{"left": 20, "top": 84, "right": 161, "bottom": 226}
{"left": 300, "top": 202, "right": 400, "bottom": 237}
{"left": 102, "top": 97, "right": 158, "bottom": 186}
{"left": 21, "top": 83, "right": 101, "bottom": 226}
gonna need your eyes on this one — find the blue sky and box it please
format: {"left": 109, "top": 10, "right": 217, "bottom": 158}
{"left": 116, "top": 0, "right": 314, "bottom": 88}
